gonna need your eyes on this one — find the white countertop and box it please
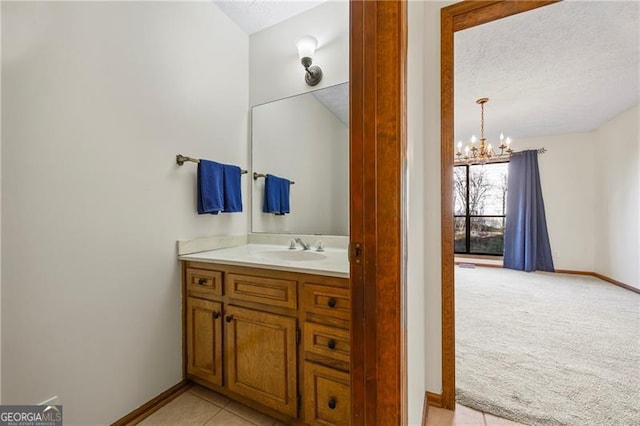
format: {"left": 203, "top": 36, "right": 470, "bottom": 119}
{"left": 179, "top": 244, "right": 349, "bottom": 278}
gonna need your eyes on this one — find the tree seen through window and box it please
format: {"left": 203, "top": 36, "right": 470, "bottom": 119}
{"left": 454, "top": 162, "right": 508, "bottom": 255}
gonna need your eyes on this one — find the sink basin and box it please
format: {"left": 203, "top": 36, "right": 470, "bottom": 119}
{"left": 254, "top": 250, "right": 327, "bottom": 262}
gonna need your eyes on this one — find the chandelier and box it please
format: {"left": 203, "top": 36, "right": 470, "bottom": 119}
{"left": 456, "top": 97, "right": 513, "bottom": 163}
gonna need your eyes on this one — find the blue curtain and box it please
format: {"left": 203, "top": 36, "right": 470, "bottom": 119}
{"left": 504, "top": 150, "right": 554, "bottom": 272}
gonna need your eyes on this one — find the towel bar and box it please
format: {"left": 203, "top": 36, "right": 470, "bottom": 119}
{"left": 176, "top": 154, "right": 247, "bottom": 174}
{"left": 253, "top": 172, "right": 295, "bottom": 184}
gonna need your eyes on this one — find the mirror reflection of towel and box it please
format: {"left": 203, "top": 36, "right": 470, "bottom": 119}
{"left": 197, "top": 160, "right": 243, "bottom": 214}
{"left": 263, "top": 174, "right": 291, "bottom": 215}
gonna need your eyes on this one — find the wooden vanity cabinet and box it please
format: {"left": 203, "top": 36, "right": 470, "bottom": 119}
{"left": 183, "top": 261, "right": 349, "bottom": 425}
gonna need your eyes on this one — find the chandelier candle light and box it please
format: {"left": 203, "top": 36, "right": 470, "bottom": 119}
{"left": 456, "top": 98, "right": 513, "bottom": 163}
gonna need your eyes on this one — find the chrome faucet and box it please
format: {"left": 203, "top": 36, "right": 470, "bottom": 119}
{"left": 294, "top": 237, "right": 311, "bottom": 250}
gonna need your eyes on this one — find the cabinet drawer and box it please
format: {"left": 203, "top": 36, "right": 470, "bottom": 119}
{"left": 304, "top": 323, "right": 350, "bottom": 364}
{"left": 187, "top": 268, "right": 223, "bottom": 298}
{"left": 304, "top": 362, "right": 350, "bottom": 426}
{"left": 227, "top": 273, "right": 297, "bottom": 310}
{"left": 302, "top": 285, "right": 350, "bottom": 321}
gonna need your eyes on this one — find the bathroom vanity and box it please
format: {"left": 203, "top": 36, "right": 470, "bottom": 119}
{"left": 180, "top": 244, "right": 350, "bottom": 425}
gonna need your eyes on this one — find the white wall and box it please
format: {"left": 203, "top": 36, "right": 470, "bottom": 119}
{"left": 406, "top": 1, "right": 427, "bottom": 423}
{"left": 514, "top": 133, "right": 598, "bottom": 272}
{"left": 249, "top": 1, "right": 349, "bottom": 106}
{"left": 0, "top": 1, "right": 3, "bottom": 403}
{"left": 595, "top": 105, "right": 640, "bottom": 288}
{"left": 1, "top": 2, "right": 248, "bottom": 423}
{"left": 252, "top": 92, "right": 348, "bottom": 235}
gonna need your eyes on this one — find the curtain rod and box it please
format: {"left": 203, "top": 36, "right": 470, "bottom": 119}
{"left": 511, "top": 148, "right": 547, "bottom": 155}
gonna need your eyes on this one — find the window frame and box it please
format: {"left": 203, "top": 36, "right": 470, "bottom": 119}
{"left": 454, "top": 160, "right": 509, "bottom": 256}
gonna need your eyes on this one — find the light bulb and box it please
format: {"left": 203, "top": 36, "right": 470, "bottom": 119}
{"left": 296, "top": 36, "right": 317, "bottom": 61}
{"left": 471, "top": 135, "right": 477, "bottom": 144}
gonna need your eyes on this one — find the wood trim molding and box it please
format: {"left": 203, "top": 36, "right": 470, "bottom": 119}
{"left": 557, "top": 270, "right": 640, "bottom": 295}
{"left": 592, "top": 272, "right": 639, "bottom": 294}
{"left": 422, "top": 392, "right": 429, "bottom": 426}
{"left": 440, "top": 0, "right": 558, "bottom": 411}
{"left": 451, "top": 1, "right": 558, "bottom": 32}
{"left": 350, "top": 1, "right": 407, "bottom": 424}
{"left": 426, "top": 391, "right": 443, "bottom": 409}
{"left": 440, "top": 3, "right": 456, "bottom": 411}
{"left": 554, "top": 269, "right": 593, "bottom": 276}
{"left": 111, "top": 380, "right": 190, "bottom": 426}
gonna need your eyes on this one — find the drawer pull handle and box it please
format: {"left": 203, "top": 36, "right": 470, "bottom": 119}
{"left": 225, "top": 315, "right": 233, "bottom": 323}
{"left": 328, "top": 398, "right": 337, "bottom": 410}
{"left": 198, "top": 278, "right": 207, "bottom": 285}
{"left": 327, "top": 298, "right": 337, "bottom": 308}
{"left": 327, "top": 339, "right": 336, "bottom": 350}
{"left": 213, "top": 311, "right": 220, "bottom": 319}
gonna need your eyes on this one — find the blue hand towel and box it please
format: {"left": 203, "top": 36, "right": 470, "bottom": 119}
{"left": 279, "top": 176, "right": 290, "bottom": 214}
{"left": 263, "top": 174, "right": 291, "bottom": 215}
{"left": 197, "top": 160, "right": 224, "bottom": 215}
{"left": 222, "top": 164, "right": 243, "bottom": 213}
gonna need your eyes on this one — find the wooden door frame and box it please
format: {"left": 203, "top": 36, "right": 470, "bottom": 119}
{"left": 350, "top": 1, "right": 407, "bottom": 424}
{"left": 440, "top": 0, "right": 559, "bottom": 410}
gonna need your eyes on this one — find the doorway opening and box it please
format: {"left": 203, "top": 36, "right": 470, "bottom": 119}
{"left": 440, "top": 0, "right": 561, "bottom": 410}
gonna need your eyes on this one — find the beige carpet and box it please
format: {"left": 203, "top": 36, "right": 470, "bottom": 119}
{"left": 455, "top": 266, "right": 640, "bottom": 426}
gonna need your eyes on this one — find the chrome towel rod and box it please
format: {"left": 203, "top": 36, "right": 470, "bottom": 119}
{"left": 253, "top": 172, "right": 295, "bottom": 184}
{"left": 176, "top": 154, "right": 247, "bottom": 174}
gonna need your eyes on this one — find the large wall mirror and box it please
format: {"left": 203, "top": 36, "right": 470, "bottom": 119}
{"left": 251, "top": 82, "right": 349, "bottom": 236}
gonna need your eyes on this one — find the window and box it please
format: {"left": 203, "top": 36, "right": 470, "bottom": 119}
{"left": 454, "top": 162, "right": 508, "bottom": 256}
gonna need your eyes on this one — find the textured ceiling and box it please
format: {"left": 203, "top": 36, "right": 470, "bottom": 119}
{"left": 213, "top": 0, "right": 326, "bottom": 35}
{"left": 214, "top": 1, "right": 638, "bottom": 146}
{"left": 312, "top": 82, "right": 349, "bottom": 126}
{"left": 454, "top": 1, "right": 639, "bottom": 146}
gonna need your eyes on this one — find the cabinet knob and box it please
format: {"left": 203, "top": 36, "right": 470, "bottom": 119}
{"left": 198, "top": 278, "right": 206, "bottom": 285}
{"left": 213, "top": 311, "right": 220, "bottom": 319}
{"left": 327, "top": 339, "right": 336, "bottom": 350}
{"left": 225, "top": 315, "right": 233, "bottom": 323}
{"left": 327, "top": 298, "right": 337, "bottom": 308}
{"left": 328, "top": 398, "right": 337, "bottom": 410}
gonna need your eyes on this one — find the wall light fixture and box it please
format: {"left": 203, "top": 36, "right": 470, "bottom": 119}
{"left": 296, "top": 36, "right": 323, "bottom": 86}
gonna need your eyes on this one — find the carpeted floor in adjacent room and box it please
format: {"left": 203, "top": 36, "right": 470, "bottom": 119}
{"left": 455, "top": 266, "right": 640, "bottom": 426}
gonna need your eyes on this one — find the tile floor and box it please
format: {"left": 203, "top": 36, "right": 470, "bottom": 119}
{"left": 138, "top": 385, "right": 525, "bottom": 426}
{"left": 426, "top": 404, "right": 525, "bottom": 426}
{"left": 138, "top": 385, "right": 284, "bottom": 426}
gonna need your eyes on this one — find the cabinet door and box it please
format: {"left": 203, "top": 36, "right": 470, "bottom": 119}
{"left": 186, "top": 297, "right": 223, "bottom": 386}
{"left": 224, "top": 305, "right": 297, "bottom": 417}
